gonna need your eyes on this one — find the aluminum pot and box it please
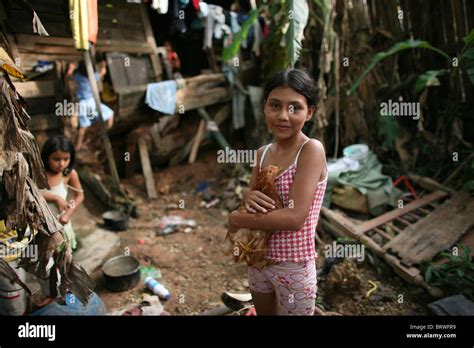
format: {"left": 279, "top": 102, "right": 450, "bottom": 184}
{"left": 102, "top": 255, "right": 140, "bottom": 292}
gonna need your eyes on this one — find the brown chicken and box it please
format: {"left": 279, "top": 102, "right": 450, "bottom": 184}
{"left": 226, "top": 165, "right": 282, "bottom": 269}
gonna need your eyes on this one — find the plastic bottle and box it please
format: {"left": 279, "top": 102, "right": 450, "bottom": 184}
{"left": 144, "top": 277, "right": 171, "bottom": 300}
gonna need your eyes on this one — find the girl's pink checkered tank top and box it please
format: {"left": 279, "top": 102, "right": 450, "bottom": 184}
{"left": 259, "top": 139, "right": 327, "bottom": 262}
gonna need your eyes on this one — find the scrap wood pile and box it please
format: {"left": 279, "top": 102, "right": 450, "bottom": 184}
{"left": 0, "top": 62, "right": 93, "bottom": 304}
{"left": 319, "top": 172, "right": 474, "bottom": 299}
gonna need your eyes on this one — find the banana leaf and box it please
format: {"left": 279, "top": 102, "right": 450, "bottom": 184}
{"left": 348, "top": 39, "right": 451, "bottom": 96}
{"left": 285, "top": 0, "right": 309, "bottom": 67}
{"left": 413, "top": 69, "right": 448, "bottom": 94}
{"left": 462, "top": 47, "right": 474, "bottom": 85}
{"left": 222, "top": 7, "right": 263, "bottom": 61}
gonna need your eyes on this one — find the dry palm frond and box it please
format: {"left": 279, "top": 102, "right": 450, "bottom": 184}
{"left": 0, "top": 70, "right": 93, "bottom": 304}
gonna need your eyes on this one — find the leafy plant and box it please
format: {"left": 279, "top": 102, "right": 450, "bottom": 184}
{"left": 222, "top": 0, "right": 309, "bottom": 68}
{"left": 222, "top": 7, "right": 264, "bottom": 61}
{"left": 285, "top": 0, "right": 310, "bottom": 66}
{"left": 260, "top": 0, "right": 312, "bottom": 79}
{"left": 462, "top": 47, "right": 474, "bottom": 84}
{"left": 378, "top": 113, "right": 400, "bottom": 147}
{"left": 413, "top": 69, "right": 449, "bottom": 95}
{"left": 421, "top": 245, "right": 474, "bottom": 300}
{"left": 347, "top": 39, "right": 451, "bottom": 96}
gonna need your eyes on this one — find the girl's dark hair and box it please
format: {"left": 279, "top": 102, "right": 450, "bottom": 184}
{"left": 76, "top": 60, "right": 87, "bottom": 76}
{"left": 41, "top": 135, "right": 75, "bottom": 175}
{"left": 263, "top": 68, "right": 317, "bottom": 108}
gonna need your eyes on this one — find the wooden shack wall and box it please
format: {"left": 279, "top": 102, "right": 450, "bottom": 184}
{"left": 1, "top": 0, "right": 162, "bottom": 142}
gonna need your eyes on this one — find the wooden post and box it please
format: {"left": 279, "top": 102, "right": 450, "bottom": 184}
{"left": 197, "top": 107, "right": 231, "bottom": 149}
{"left": 83, "top": 50, "right": 121, "bottom": 190}
{"left": 189, "top": 119, "right": 206, "bottom": 163}
{"left": 197, "top": 107, "right": 247, "bottom": 175}
{"left": 137, "top": 137, "right": 158, "bottom": 199}
{"left": 139, "top": 3, "right": 162, "bottom": 81}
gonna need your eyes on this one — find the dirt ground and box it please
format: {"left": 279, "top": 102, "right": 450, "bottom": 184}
{"left": 79, "top": 149, "right": 432, "bottom": 315}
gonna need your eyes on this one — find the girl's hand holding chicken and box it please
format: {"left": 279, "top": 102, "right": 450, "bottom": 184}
{"left": 242, "top": 189, "right": 276, "bottom": 214}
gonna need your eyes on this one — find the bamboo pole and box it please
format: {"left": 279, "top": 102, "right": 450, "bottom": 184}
{"left": 83, "top": 50, "right": 120, "bottom": 190}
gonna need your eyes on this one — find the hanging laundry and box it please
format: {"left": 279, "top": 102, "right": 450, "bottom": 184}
{"left": 223, "top": 64, "right": 246, "bottom": 129}
{"left": 198, "top": 1, "right": 209, "bottom": 17}
{"left": 229, "top": 12, "right": 241, "bottom": 34}
{"left": 69, "top": 0, "right": 89, "bottom": 50}
{"left": 87, "top": 0, "right": 98, "bottom": 44}
{"left": 191, "top": 0, "right": 200, "bottom": 11}
{"left": 151, "top": 0, "right": 169, "bottom": 14}
{"left": 251, "top": 17, "right": 263, "bottom": 56}
{"left": 145, "top": 80, "right": 178, "bottom": 115}
{"left": 203, "top": 4, "right": 231, "bottom": 49}
{"left": 178, "top": 0, "right": 190, "bottom": 9}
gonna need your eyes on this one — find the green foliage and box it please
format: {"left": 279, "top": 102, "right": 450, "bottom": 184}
{"left": 413, "top": 69, "right": 449, "bottom": 95}
{"left": 312, "top": 0, "right": 328, "bottom": 26}
{"left": 285, "top": 0, "right": 309, "bottom": 66}
{"left": 421, "top": 245, "right": 474, "bottom": 300}
{"left": 462, "top": 29, "right": 474, "bottom": 46}
{"left": 261, "top": 0, "right": 314, "bottom": 80}
{"left": 462, "top": 47, "right": 474, "bottom": 85}
{"left": 222, "top": 7, "right": 263, "bottom": 61}
{"left": 378, "top": 113, "right": 400, "bottom": 148}
{"left": 223, "top": 1, "right": 310, "bottom": 74}
{"left": 347, "top": 39, "right": 451, "bottom": 96}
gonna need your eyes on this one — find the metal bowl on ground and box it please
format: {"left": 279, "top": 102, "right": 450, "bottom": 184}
{"left": 102, "top": 255, "right": 140, "bottom": 292}
{"left": 102, "top": 210, "right": 129, "bottom": 231}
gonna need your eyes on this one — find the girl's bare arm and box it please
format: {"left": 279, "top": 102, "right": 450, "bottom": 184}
{"left": 64, "top": 169, "right": 84, "bottom": 215}
{"left": 229, "top": 139, "right": 326, "bottom": 231}
{"left": 41, "top": 191, "right": 61, "bottom": 203}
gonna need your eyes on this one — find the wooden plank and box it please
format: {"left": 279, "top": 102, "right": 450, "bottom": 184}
{"left": 28, "top": 114, "right": 62, "bottom": 132}
{"left": 16, "top": 33, "right": 155, "bottom": 54}
{"left": 5, "top": 33, "right": 21, "bottom": 69}
{"left": 320, "top": 207, "right": 359, "bottom": 237}
{"left": 106, "top": 53, "right": 153, "bottom": 91}
{"left": 406, "top": 212, "right": 422, "bottom": 221}
{"left": 407, "top": 173, "right": 455, "bottom": 194}
{"left": 98, "top": 26, "right": 146, "bottom": 42}
{"left": 396, "top": 217, "right": 412, "bottom": 226}
{"left": 385, "top": 191, "right": 474, "bottom": 266}
{"left": 12, "top": 81, "right": 55, "bottom": 98}
{"left": 189, "top": 119, "right": 206, "bottom": 164}
{"left": 354, "top": 191, "right": 449, "bottom": 234}
{"left": 19, "top": 53, "right": 81, "bottom": 68}
{"left": 23, "top": 97, "right": 57, "bottom": 115}
{"left": 139, "top": 3, "right": 161, "bottom": 81}
{"left": 15, "top": 34, "right": 73, "bottom": 47}
{"left": 96, "top": 44, "right": 154, "bottom": 54}
{"left": 320, "top": 219, "right": 351, "bottom": 239}
{"left": 373, "top": 227, "right": 393, "bottom": 241}
{"left": 417, "top": 207, "right": 430, "bottom": 215}
{"left": 112, "top": 74, "right": 231, "bottom": 130}
{"left": 138, "top": 137, "right": 157, "bottom": 199}
{"left": 386, "top": 222, "right": 403, "bottom": 235}
{"left": 197, "top": 108, "right": 231, "bottom": 150}
{"left": 175, "top": 87, "right": 232, "bottom": 112}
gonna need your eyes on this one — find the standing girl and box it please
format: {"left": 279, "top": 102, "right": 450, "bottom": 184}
{"left": 41, "top": 135, "right": 84, "bottom": 252}
{"left": 228, "top": 68, "right": 328, "bottom": 315}
{"left": 70, "top": 59, "right": 114, "bottom": 151}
